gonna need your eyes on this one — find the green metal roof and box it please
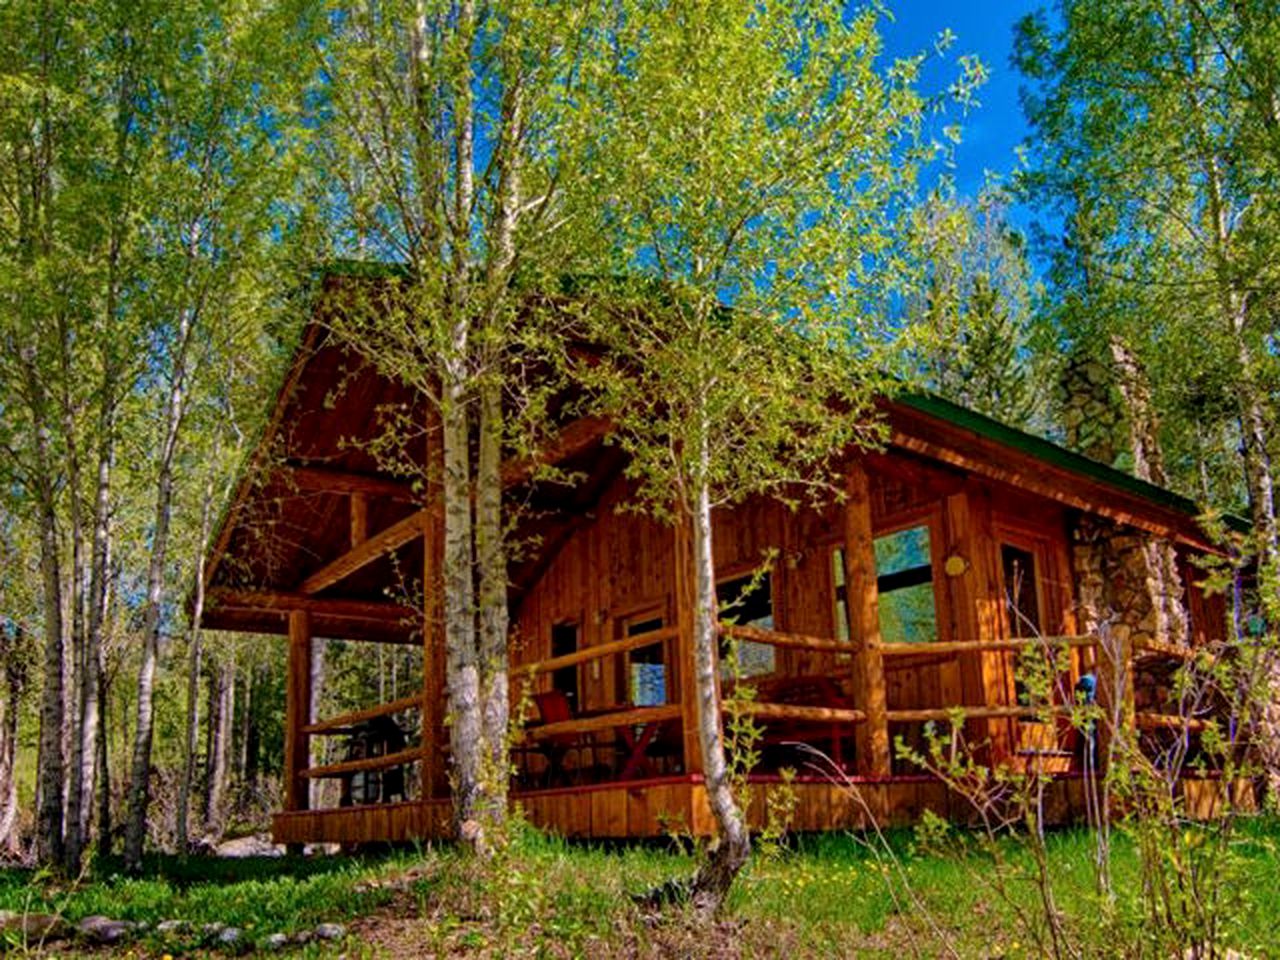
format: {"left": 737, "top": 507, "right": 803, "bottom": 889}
{"left": 895, "top": 391, "right": 1247, "bottom": 533}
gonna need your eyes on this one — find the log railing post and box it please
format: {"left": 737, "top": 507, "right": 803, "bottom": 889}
{"left": 844, "top": 464, "right": 891, "bottom": 776}
{"left": 284, "top": 609, "right": 312, "bottom": 821}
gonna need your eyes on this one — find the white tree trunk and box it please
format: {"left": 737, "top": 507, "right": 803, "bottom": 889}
{"left": 688, "top": 428, "right": 751, "bottom": 916}
{"left": 124, "top": 306, "right": 194, "bottom": 870}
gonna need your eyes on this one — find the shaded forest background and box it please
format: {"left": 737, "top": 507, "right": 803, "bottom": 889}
{"left": 1, "top": 0, "right": 1277, "bottom": 869}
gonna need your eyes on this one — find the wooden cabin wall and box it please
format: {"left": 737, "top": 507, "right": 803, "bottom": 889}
{"left": 510, "top": 449, "right": 1093, "bottom": 773}
{"left": 1181, "top": 552, "right": 1228, "bottom": 649}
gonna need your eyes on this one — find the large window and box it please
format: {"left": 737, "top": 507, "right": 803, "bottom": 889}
{"left": 718, "top": 572, "right": 775, "bottom": 678}
{"left": 873, "top": 525, "right": 937, "bottom": 644}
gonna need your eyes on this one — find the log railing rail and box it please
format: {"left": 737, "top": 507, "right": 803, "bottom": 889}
{"left": 885, "top": 705, "right": 1074, "bottom": 723}
{"left": 1134, "top": 637, "right": 1214, "bottom": 663}
{"left": 304, "top": 693, "right": 423, "bottom": 736}
{"left": 1136, "top": 712, "right": 1211, "bottom": 732}
{"left": 520, "top": 703, "right": 682, "bottom": 741}
{"left": 725, "top": 702, "right": 866, "bottom": 724}
{"left": 880, "top": 635, "right": 1097, "bottom": 657}
{"left": 301, "top": 746, "right": 426, "bottom": 780}
{"left": 718, "top": 622, "right": 850, "bottom": 654}
{"left": 521, "top": 626, "right": 678, "bottom": 676}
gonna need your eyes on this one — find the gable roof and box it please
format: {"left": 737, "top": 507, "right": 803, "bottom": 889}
{"left": 197, "top": 269, "right": 1230, "bottom": 638}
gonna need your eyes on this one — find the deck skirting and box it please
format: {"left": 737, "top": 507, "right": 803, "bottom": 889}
{"left": 271, "top": 774, "right": 1254, "bottom": 846}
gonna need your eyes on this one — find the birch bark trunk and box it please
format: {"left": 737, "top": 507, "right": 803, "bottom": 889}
{"left": 175, "top": 489, "right": 211, "bottom": 851}
{"left": 474, "top": 69, "right": 524, "bottom": 832}
{"left": 687, "top": 427, "right": 750, "bottom": 916}
{"left": 204, "top": 655, "right": 235, "bottom": 837}
{"left": 58, "top": 331, "right": 89, "bottom": 872}
{"left": 123, "top": 303, "right": 195, "bottom": 871}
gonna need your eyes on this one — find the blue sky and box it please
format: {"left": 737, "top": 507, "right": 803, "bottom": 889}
{"left": 877, "top": 0, "right": 1049, "bottom": 221}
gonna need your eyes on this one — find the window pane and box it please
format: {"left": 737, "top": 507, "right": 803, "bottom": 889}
{"left": 874, "top": 525, "right": 936, "bottom": 644}
{"left": 878, "top": 581, "right": 937, "bottom": 644}
{"left": 631, "top": 662, "right": 666, "bottom": 706}
{"left": 551, "top": 622, "right": 579, "bottom": 709}
{"left": 874, "top": 526, "right": 931, "bottom": 577}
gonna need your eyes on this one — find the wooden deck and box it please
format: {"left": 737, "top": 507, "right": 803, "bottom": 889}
{"left": 272, "top": 773, "right": 1254, "bottom": 845}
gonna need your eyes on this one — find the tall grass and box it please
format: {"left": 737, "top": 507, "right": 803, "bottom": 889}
{"left": 2, "top": 820, "right": 1278, "bottom": 956}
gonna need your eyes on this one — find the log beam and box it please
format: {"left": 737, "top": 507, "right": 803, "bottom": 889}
{"left": 298, "top": 509, "right": 430, "bottom": 595}
{"left": 207, "top": 587, "right": 416, "bottom": 622}
{"left": 285, "top": 463, "right": 417, "bottom": 501}
{"left": 501, "top": 416, "right": 612, "bottom": 488}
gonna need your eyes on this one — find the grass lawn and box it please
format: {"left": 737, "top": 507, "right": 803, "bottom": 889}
{"left": 3, "top": 816, "right": 1278, "bottom": 957}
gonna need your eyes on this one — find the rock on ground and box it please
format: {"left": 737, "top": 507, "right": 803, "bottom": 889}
{"left": 214, "top": 834, "right": 283, "bottom": 858}
{"left": 217, "top": 926, "right": 243, "bottom": 947}
{"left": 315, "top": 922, "right": 347, "bottom": 941}
{"left": 77, "top": 915, "right": 134, "bottom": 945}
{"left": 0, "top": 910, "right": 72, "bottom": 942}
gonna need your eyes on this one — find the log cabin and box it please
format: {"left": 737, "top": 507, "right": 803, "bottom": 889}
{"left": 200, "top": 270, "right": 1246, "bottom": 847}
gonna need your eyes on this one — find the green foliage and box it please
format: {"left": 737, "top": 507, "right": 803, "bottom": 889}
{"left": 569, "top": 2, "right": 982, "bottom": 522}
{"left": 1015, "top": 0, "right": 1280, "bottom": 520}
{"left": 902, "top": 187, "right": 1047, "bottom": 429}
{"left": 0, "top": 853, "right": 405, "bottom": 951}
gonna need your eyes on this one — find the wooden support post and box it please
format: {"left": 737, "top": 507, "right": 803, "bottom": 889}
{"left": 422, "top": 503, "right": 447, "bottom": 798}
{"left": 673, "top": 514, "right": 704, "bottom": 776}
{"left": 943, "top": 482, "right": 1014, "bottom": 763}
{"left": 284, "top": 610, "right": 313, "bottom": 819}
{"left": 844, "top": 464, "right": 891, "bottom": 777}
{"left": 350, "top": 491, "right": 368, "bottom": 547}
{"left": 421, "top": 418, "right": 448, "bottom": 801}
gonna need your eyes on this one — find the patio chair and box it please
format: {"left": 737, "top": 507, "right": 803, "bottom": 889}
{"left": 525, "top": 689, "right": 588, "bottom": 787}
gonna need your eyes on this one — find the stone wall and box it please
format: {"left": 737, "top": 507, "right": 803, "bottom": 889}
{"left": 1071, "top": 514, "right": 1189, "bottom": 715}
